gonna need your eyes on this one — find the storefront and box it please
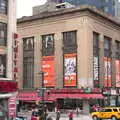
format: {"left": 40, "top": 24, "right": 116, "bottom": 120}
{"left": 47, "top": 88, "right": 104, "bottom": 113}
{"left": 0, "top": 80, "right": 18, "bottom": 120}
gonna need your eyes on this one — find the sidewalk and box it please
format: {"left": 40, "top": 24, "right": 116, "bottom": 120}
{"left": 48, "top": 112, "right": 92, "bottom": 120}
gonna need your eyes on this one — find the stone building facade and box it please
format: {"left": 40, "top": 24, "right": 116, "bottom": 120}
{"left": 17, "top": 6, "right": 120, "bottom": 111}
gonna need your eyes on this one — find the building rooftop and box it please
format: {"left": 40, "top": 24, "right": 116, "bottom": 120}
{"left": 17, "top": 5, "right": 120, "bottom": 27}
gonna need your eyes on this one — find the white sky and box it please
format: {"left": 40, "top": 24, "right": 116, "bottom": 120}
{"left": 17, "top": 0, "right": 47, "bottom": 18}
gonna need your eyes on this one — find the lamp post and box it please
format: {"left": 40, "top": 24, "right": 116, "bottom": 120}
{"left": 39, "top": 71, "right": 47, "bottom": 120}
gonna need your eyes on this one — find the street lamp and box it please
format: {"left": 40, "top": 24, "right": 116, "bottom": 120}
{"left": 38, "top": 71, "right": 47, "bottom": 120}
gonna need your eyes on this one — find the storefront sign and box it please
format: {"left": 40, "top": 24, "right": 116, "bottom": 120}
{"left": 115, "top": 60, "right": 120, "bottom": 87}
{"left": 0, "top": 81, "right": 17, "bottom": 92}
{"left": 64, "top": 53, "right": 77, "bottom": 87}
{"left": 104, "top": 57, "right": 112, "bottom": 87}
{"left": 42, "top": 56, "right": 56, "bottom": 87}
{"left": 8, "top": 96, "right": 16, "bottom": 119}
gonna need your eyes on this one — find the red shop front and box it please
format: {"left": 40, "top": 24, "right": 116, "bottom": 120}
{"left": 0, "top": 80, "right": 18, "bottom": 120}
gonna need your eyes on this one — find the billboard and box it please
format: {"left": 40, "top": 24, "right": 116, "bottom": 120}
{"left": 42, "top": 56, "right": 56, "bottom": 87}
{"left": 64, "top": 53, "right": 77, "bottom": 87}
{"left": 93, "top": 56, "right": 99, "bottom": 87}
{"left": 8, "top": 96, "right": 16, "bottom": 119}
{"left": 104, "top": 57, "right": 112, "bottom": 87}
{"left": 115, "top": 60, "right": 120, "bottom": 87}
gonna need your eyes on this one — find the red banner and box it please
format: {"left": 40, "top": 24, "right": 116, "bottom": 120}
{"left": 42, "top": 56, "right": 56, "bottom": 87}
{"left": 104, "top": 57, "right": 112, "bottom": 87}
{"left": 115, "top": 60, "right": 120, "bottom": 87}
{"left": 64, "top": 53, "right": 77, "bottom": 87}
{"left": 8, "top": 96, "right": 16, "bottom": 119}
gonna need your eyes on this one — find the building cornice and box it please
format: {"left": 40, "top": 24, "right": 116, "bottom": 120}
{"left": 17, "top": 5, "right": 120, "bottom": 27}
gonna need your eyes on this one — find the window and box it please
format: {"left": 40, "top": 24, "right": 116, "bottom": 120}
{"left": 104, "top": 37, "right": 111, "bottom": 57}
{"left": 113, "top": 109, "right": 118, "bottom": 112}
{"left": 0, "top": 54, "right": 6, "bottom": 78}
{"left": 23, "top": 37, "right": 34, "bottom": 89}
{"left": 0, "top": 22, "right": 7, "bottom": 46}
{"left": 0, "top": 0, "right": 8, "bottom": 14}
{"left": 104, "top": 109, "right": 112, "bottom": 112}
{"left": 42, "top": 34, "right": 54, "bottom": 56}
{"left": 63, "top": 31, "right": 77, "bottom": 53}
{"left": 63, "top": 31, "right": 76, "bottom": 47}
{"left": 104, "top": 6, "right": 109, "bottom": 12}
{"left": 115, "top": 41, "right": 120, "bottom": 59}
{"left": 93, "top": 32, "right": 100, "bottom": 87}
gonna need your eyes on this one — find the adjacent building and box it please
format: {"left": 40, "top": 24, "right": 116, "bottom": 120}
{"left": 17, "top": 5, "right": 120, "bottom": 113}
{"left": 0, "top": 0, "right": 17, "bottom": 119}
{"left": 48, "top": 0, "right": 119, "bottom": 17}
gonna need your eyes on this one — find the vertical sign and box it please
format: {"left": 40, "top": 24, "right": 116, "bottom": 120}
{"left": 115, "top": 60, "right": 120, "bottom": 87}
{"left": 8, "top": 96, "right": 16, "bottom": 119}
{"left": 64, "top": 53, "right": 77, "bottom": 87}
{"left": 42, "top": 56, "right": 56, "bottom": 87}
{"left": 104, "top": 57, "right": 112, "bottom": 87}
{"left": 93, "top": 56, "right": 99, "bottom": 86}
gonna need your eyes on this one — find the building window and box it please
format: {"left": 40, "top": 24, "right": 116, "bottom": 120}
{"left": 42, "top": 34, "right": 54, "bottom": 56}
{"left": 104, "top": 37, "right": 111, "bottom": 57}
{"left": 0, "top": 22, "right": 7, "bottom": 46}
{"left": 93, "top": 32, "right": 100, "bottom": 87}
{"left": 63, "top": 31, "right": 76, "bottom": 47}
{"left": 63, "top": 31, "right": 77, "bottom": 53}
{"left": 63, "top": 31, "right": 77, "bottom": 87}
{"left": 104, "top": 36, "right": 112, "bottom": 87}
{"left": 0, "top": 54, "right": 6, "bottom": 78}
{"left": 23, "top": 37, "right": 34, "bottom": 89}
{"left": 0, "top": 0, "right": 8, "bottom": 14}
{"left": 115, "top": 40, "right": 120, "bottom": 59}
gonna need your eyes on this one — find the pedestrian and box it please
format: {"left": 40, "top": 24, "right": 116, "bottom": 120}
{"left": 56, "top": 111, "right": 60, "bottom": 120}
{"left": 68, "top": 111, "right": 73, "bottom": 120}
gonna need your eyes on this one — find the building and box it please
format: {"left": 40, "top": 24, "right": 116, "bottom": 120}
{"left": 48, "top": 0, "right": 119, "bottom": 17}
{"left": 0, "top": 0, "right": 17, "bottom": 119}
{"left": 32, "top": 1, "right": 74, "bottom": 15}
{"left": 17, "top": 5, "right": 120, "bottom": 113}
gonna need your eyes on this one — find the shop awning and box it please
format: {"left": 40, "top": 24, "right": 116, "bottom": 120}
{"left": 17, "top": 92, "right": 42, "bottom": 101}
{"left": 48, "top": 93, "right": 104, "bottom": 101}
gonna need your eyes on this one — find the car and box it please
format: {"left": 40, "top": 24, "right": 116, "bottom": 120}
{"left": 15, "top": 116, "right": 27, "bottom": 120}
{"left": 91, "top": 107, "right": 120, "bottom": 120}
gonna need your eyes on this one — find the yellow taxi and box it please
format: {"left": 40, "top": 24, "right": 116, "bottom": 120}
{"left": 91, "top": 107, "right": 120, "bottom": 120}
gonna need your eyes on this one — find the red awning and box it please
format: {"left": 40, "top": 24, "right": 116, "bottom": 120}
{"left": 17, "top": 92, "right": 42, "bottom": 101}
{"left": 48, "top": 93, "right": 104, "bottom": 101}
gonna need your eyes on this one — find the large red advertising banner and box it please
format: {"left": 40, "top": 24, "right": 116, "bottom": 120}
{"left": 104, "top": 57, "right": 112, "bottom": 87}
{"left": 42, "top": 56, "right": 56, "bottom": 87}
{"left": 64, "top": 53, "right": 77, "bottom": 87}
{"left": 115, "top": 60, "right": 120, "bottom": 87}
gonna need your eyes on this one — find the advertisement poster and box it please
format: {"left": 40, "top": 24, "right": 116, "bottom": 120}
{"left": 8, "top": 96, "right": 16, "bottom": 119}
{"left": 93, "top": 56, "right": 99, "bottom": 86}
{"left": 115, "top": 60, "right": 120, "bottom": 87}
{"left": 42, "top": 56, "right": 56, "bottom": 87}
{"left": 104, "top": 57, "right": 112, "bottom": 87}
{"left": 64, "top": 53, "right": 77, "bottom": 87}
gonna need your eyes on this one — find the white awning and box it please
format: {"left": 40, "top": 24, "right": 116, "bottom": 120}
{"left": 0, "top": 92, "right": 18, "bottom": 98}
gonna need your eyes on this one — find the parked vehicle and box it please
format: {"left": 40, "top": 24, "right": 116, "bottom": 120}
{"left": 91, "top": 107, "right": 120, "bottom": 120}
{"left": 15, "top": 116, "right": 27, "bottom": 120}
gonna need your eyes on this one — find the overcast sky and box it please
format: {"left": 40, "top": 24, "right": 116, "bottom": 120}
{"left": 17, "top": 0, "right": 47, "bottom": 18}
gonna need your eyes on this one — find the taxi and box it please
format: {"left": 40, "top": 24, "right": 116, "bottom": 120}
{"left": 91, "top": 107, "right": 120, "bottom": 120}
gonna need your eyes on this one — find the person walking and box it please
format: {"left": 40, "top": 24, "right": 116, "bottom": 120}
{"left": 56, "top": 111, "right": 60, "bottom": 120}
{"left": 68, "top": 111, "right": 73, "bottom": 120}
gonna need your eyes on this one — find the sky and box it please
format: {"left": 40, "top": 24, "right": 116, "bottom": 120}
{"left": 17, "top": 0, "right": 47, "bottom": 18}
